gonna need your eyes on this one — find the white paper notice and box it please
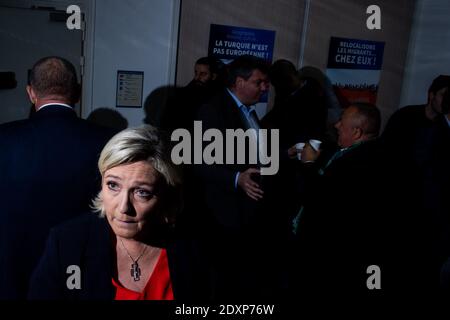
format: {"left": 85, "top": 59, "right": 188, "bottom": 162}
{"left": 116, "top": 71, "right": 144, "bottom": 108}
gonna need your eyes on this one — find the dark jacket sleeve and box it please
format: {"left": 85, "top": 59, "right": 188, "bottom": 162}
{"left": 194, "top": 98, "right": 239, "bottom": 193}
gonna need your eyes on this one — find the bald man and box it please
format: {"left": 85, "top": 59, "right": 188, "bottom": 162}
{"left": 0, "top": 56, "right": 116, "bottom": 299}
{"left": 294, "top": 103, "right": 388, "bottom": 295}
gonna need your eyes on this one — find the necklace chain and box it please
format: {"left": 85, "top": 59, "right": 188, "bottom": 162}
{"left": 119, "top": 238, "right": 147, "bottom": 263}
{"left": 119, "top": 238, "right": 147, "bottom": 281}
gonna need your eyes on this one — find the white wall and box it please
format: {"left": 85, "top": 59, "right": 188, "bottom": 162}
{"left": 83, "top": 0, "right": 180, "bottom": 127}
{"left": 0, "top": 5, "right": 82, "bottom": 124}
{"left": 399, "top": 0, "right": 450, "bottom": 107}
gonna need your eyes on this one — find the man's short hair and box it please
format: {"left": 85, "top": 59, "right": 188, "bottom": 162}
{"left": 428, "top": 75, "right": 450, "bottom": 94}
{"left": 226, "top": 55, "right": 269, "bottom": 87}
{"left": 350, "top": 102, "right": 381, "bottom": 138}
{"left": 195, "top": 56, "right": 222, "bottom": 75}
{"left": 29, "top": 56, "right": 80, "bottom": 104}
{"left": 269, "top": 59, "right": 297, "bottom": 90}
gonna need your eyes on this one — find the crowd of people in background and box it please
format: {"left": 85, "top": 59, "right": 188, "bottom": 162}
{"left": 0, "top": 55, "right": 449, "bottom": 301}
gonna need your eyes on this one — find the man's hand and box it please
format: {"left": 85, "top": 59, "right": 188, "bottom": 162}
{"left": 287, "top": 145, "right": 298, "bottom": 159}
{"left": 301, "top": 143, "right": 321, "bottom": 163}
{"left": 237, "top": 168, "right": 264, "bottom": 201}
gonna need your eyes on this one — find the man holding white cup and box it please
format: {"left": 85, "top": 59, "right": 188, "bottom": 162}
{"left": 300, "top": 104, "right": 377, "bottom": 164}
{"left": 294, "top": 102, "right": 388, "bottom": 293}
{"left": 294, "top": 139, "right": 322, "bottom": 161}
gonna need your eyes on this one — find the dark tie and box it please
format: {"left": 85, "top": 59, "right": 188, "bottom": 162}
{"left": 238, "top": 106, "right": 261, "bottom": 131}
{"left": 248, "top": 109, "right": 261, "bottom": 131}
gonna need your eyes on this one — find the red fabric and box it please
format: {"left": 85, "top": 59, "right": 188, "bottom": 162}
{"left": 112, "top": 249, "right": 174, "bottom": 300}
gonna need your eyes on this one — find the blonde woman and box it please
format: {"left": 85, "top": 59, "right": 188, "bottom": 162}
{"left": 29, "top": 125, "right": 205, "bottom": 300}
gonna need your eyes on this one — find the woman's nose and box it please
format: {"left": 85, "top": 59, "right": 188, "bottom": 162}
{"left": 118, "top": 192, "right": 131, "bottom": 214}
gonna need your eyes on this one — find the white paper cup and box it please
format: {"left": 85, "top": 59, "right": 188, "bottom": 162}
{"left": 309, "top": 139, "right": 322, "bottom": 151}
{"left": 295, "top": 142, "right": 305, "bottom": 160}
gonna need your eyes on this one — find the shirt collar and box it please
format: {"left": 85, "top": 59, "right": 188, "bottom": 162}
{"left": 340, "top": 140, "right": 365, "bottom": 152}
{"left": 226, "top": 89, "right": 245, "bottom": 108}
{"left": 37, "top": 103, "right": 73, "bottom": 112}
{"left": 226, "top": 89, "right": 255, "bottom": 116}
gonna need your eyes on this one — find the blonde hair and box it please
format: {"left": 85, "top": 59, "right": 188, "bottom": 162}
{"left": 91, "top": 125, "right": 182, "bottom": 219}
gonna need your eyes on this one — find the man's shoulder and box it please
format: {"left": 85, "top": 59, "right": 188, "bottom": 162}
{"left": 0, "top": 119, "right": 34, "bottom": 146}
{"left": 43, "top": 114, "right": 118, "bottom": 143}
{"left": 75, "top": 118, "right": 119, "bottom": 137}
{"left": 392, "top": 104, "right": 425, "bottom": 119}
{"left": 333, "top": 140, "right": 382, "bottom": 169}
{"left": 1, "top": 111, "right": 116, "bottom": 136}
{"left": 383, "top": 105, "right": 427, "bottom": 136}
{"left": 204, "top": 89, "right": 234, "bottom": 107}
{"left": 197, "top": 89, "right": 236, "bottom": 118}
{"left": 0, "top": 118, "right": 31, "bottom": 134}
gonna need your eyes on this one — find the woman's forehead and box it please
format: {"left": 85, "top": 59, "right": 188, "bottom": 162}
{"left": 105, "top": 161, "right": 158, "bottom": 181}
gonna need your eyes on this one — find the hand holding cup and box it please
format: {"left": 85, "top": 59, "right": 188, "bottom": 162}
{"left": 301, "top": 140, "right": 322, "bottom": 163}
{"left": 295, "top": 142, "right": 305, "bottom": 160}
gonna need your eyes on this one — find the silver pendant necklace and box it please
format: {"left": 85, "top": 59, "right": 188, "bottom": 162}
{"left": 119, "top": 238, "right": 147, "bottom": 281}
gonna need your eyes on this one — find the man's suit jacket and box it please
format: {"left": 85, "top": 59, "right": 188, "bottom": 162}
{"left": 261, "top": 79, "right": 328, "bottom": 149}
{"left": 193, "top": 90, "right": 285, "bottom": 299}
{"left": 381, "top": 107, "right": 450, "bottom": 292}
{"left": 195, "top": 89, "right": 260, "bottom": 232}
{"left": 0, "top": 105, "right": 116, "bottom": 299}
{"left": 296, "top": 139, "right": 390, "bottom": 294}
{"left": 426, "top": 116, "right": 450, "bottom": 290}
{"left": 28, "top": 213, "right": 210, "bottom": 300}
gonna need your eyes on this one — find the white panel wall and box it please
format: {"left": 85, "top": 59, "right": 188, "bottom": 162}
{"left": 85, "top": 0, "right": 180, "bottom": 127}
{"left": 399, "top": 0, "right": 450, "bottom": 107}
{"left": 0, "top": 6, "right": 82, "bottom": 124}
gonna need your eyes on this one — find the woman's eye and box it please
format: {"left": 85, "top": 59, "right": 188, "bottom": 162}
{"left": 106, "top": 181, "right": 119, "bottom": 191}
{"left": 135, "top": 189, "right": 153, "bottom": 199}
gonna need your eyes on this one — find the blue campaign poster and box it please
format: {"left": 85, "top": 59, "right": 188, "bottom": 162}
{"left": 326, "top": 37, "right": 385, "bottom": 105}
{"left": 327, "top": 37, "right": 384, "bottom": 70}
{"left": 208, "top": 24, "right": 275, "bottom": 63}
{"left": 208, "top": 24, "right": 275, "bottom": 103}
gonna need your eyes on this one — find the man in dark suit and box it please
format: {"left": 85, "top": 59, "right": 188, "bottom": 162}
{"left": 382, "top": 75, "right": 450, "bottom": 176}
{"left": 295, "top": 103, "right": 389, "bottom": 296}
{"left": 261, "top": 59, "right": 328, "bottom": 149}
{"left": 0, "top": 56, "right": 116, "bottom": 299}
{"left": 381, "top": 76, "right": 450, "bottom": 292}
{"left": 429, "top": 96, "right": 450, "bottom": 290}
{"left": 160, "top": 57, "right": 223, "bottom": 133}
{"left": 193, "top": 55, "right": 279, "bottom": 299}
{"left": 436, "top": 115, "right": 450, "bottom": 289}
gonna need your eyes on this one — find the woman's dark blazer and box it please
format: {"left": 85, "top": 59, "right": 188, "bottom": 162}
{"left": 28, "top": 213, "right": 210, "bottom": 300}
